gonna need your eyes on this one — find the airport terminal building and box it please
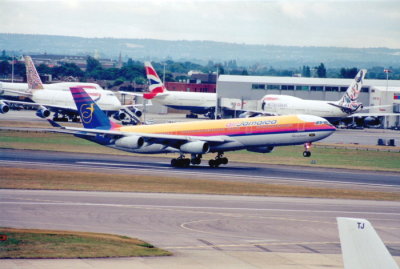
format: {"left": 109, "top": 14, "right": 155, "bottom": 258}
{"left": 217, "top": 75, "right": 400, "bottom": 128}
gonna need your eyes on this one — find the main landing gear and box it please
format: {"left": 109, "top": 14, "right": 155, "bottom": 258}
{"left": 208, "top": 152, "right": 228, "bottom": 168}
{"left": 171, "top": 154, "right": 203, "bottom": 168}
{"left": 303, "top": 142, "right": 312, "bottom": 157}
{"left": 170, "top": 153, "right": 229, "bottom": 168}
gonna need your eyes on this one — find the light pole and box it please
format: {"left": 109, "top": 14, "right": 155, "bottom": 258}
{"left": 215, "top": 67, "right": 219, "bottom": 120}
{"left": 11, "top": 55, "right": 15, "bottom": 83}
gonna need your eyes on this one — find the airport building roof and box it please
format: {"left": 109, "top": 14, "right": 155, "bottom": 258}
{"left": 218, "top": 75, "right": 400, "bottom": 87}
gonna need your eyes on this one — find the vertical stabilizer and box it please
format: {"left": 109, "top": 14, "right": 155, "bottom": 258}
{"left": 143, "top": 61, "right": 168, "bottom": 99}
{"left": 70, "top": 87, "right": 119, "bottom": 130}
{"left": 336, "top": 69, "right": 367, "bottom": 113}
{"left": 24, "top": 56, "right": 44, "bottom": 90}
{"left": 337, "top": 217, "right": 399, "bottom": 269}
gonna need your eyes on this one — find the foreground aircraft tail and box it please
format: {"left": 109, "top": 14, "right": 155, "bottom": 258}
{"left": 70, "top": 87, "right": 120, "bottom": 130}
{"left": 24, "top": 56, "right": 45, "bottom": 91}
{"left": 143, "top": 61, "right": 168, "bottom": 99}
{"left": 337, "top": 217, "right": 399, "bottom": 269}
{"left": 331, "top": 69, "right": 367, "bottom": 114}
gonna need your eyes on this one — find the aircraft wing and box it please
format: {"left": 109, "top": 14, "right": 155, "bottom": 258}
{"left": 119, "top": 91, "right": 144, "bottom": 97}
{"left": 1, "top": 99, "right": 78, "bottom": 114}
{"left": 58, "top": 124, "right": 229, "bottom": 145}
{"left": 234, "top": 109, "right": 278, "bottom": 118}
{"left": 1, "top": 89, "right": 32, "bottom": 97}
{"left": 351, "top": 112, "right": 400, "bottom": 117}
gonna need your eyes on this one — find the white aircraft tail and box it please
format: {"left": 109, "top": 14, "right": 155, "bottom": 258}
{"left": 24, "top": 56, "right": 44, "bottom": 91}
{"left": 332, "top": 69, "right": 367, "bottom": 114}
{"left": 337, "top": 217, "right": 399, "bottom": 269}
{"left": 143, "top": 61, "right": 168, "bottom": 100}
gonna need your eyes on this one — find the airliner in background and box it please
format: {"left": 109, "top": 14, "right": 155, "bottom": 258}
{"left": 337, "top": 217, "right": 399, "bottom": 269}
{"left": 242, "top": 69, "right": 368, "bottom": 123}
{"left": 46, "top": 86, "right": 335, "bottom": 167}
{"left": 0, "top": 56, "right": 142, "bottom": 123}
{"left": 141, "top": 61, "right": 218, "bottom": 119}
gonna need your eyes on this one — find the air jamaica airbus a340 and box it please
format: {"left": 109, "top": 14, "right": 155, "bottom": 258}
{"left": 47, "top": 87, "right": 335, "bottom": 167}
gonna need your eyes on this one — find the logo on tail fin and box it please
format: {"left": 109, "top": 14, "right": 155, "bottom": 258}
{"left": 80, "top": 103, "right": 95, "bottom": 124}
{"left": 24, "top": 56, "right": 44, "bottom": 90}
{"left": 337, "top": 69, "right": 367, "bottom": 114}
{"left": 144, "top": 62, "right": 167, "bottom": 99}
{"left": 70, "top": 87, "right": 120, "bottom": 130}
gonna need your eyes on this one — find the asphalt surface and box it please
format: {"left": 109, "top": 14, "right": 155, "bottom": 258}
{"left": 1, "top": 149, "right": 400, "bottom": 192}
{"left": 0, "top": 190, "right": 399, "bottom": 268}
{"left": 1, "top": 111, "right": 400, "bottom": 268}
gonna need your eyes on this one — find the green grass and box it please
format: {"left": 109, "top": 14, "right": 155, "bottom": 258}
{"left": 0, "top": 228, "right": 171, "bottom": 258}
{"left": 1, "top": 130, "right": 399, "bottom": 172}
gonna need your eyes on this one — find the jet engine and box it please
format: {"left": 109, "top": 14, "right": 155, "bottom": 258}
{"left": 180, "top": 141, "right": 210, "bottom": 154}
{"left": 113, "top": 111, "right": 126, "bottom": 121}
{"left": 246, "top": 146, "right": 274, "bottom": 153}
{"left": 0, "top": 102, "right": 9, "bottom": 114}
{"left": 35, "top": 108, "right": 50, "bottom": 118}
{"left": 364, "top": 116, "right": 381, "bottom": 126}
{"left": 131, "top": 107, "right": 143, "bottom": 118}
{"left": 115, "top": 136, "right": 144, "bottom": 149}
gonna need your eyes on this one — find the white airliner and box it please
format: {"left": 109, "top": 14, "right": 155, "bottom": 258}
{"left": 0, "top": 56, "right": 141, "bottom": 122}
{"left": 142, "top": 61, "right": 217, "bottom": 118}
{"left": 250, "top": 69, "right": 368, "bottom": 122}
{"left": 337, "top": 217, "right": 399, "bottom": 269}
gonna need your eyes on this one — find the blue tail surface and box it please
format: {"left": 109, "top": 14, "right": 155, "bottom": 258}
{"left": 70, "top": 87, "right": 112, "bottom": 129}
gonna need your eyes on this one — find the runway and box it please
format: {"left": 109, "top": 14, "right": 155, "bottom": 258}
{"left": 1, "top": 148, "right": 400, "bottom": 191}
{"left": 0, "top": 189, "right": 399, "bottom": 268}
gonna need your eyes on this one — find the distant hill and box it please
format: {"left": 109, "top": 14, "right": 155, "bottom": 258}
{"left": 1, "top": 33, "right": 399, "bottom": 68}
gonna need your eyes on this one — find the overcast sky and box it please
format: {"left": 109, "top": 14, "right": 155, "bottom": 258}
{"left": 1, "top": 0, "right": 399, "bottom": 48}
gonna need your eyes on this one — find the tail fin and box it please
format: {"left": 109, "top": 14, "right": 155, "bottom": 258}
{"left": 143, "top": 61, "right": 168, "bottom": 99}
{"left": 70, "top": 87, "right": 120, "bottom": 130}
{"left": 24, "top": 56, "right": 44, "bottom": 91}
{"left": 337, "top": 217, "right": 399, "bottom": 269}
{"left": 336, "top": 69, "right": 367, "bottom": 113}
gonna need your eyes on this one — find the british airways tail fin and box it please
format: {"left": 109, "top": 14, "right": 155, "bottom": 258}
{"left": 24, "top": 56, "right": 44, "bottom": 91}
{"left": 333, "top": 69, "right": 367, "bottom": 114}
{"left": 70, "top": 87, "right": 120, "bottom": 130}
{"left": 144, "top": 61, "right": 168, "bottom": 100}
{"left": 337, "top": 217, "right": 399, "bottom": 269}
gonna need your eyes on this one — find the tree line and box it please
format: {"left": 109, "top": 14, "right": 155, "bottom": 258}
{"left": 0, "top": 51, "right": 399, "bottom": 85}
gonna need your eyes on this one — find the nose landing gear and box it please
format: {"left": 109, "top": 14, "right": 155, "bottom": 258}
{"left": 303, "top": 142, "right": 312, "bottom": 157}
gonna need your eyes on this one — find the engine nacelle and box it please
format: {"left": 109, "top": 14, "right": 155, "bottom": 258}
{"left": 0, "top": 102, "right": 9, "bottom": 114}
{"left": 131, "top": 107, "right": 143, "bottom": 118}
{"left": 36, "top": 108, "right": 50, "bottom": 118}
{"left": 247, "top": 146, "right": 274, "bottom": 153}
{"left": 180, "top": 141, "right": 210, "bottom": 154}
{"left": 113, "top": 111, "right": 126, "bottom": 121}
{"left": 115, "top": 136, "right": 144, "bottom": 149}
{"left": 364, "top": 116, "right": 381, "bottom": 126}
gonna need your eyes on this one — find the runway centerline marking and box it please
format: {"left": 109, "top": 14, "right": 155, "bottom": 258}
{"left": 1, "top": 201, "right": 400, "bottom": 216}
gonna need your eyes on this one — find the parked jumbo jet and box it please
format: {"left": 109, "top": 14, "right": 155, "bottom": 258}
{"left": 243, "top": 69, "right": 368, "bottom": 122}
{"left": 337, "top": 217, "right": 399, "bottom": 269}
{"left": 47, "top": 87, "right": 335, "bottom": 167}
{"left": 0, "top": 56, "right": 142, "bottom": 122}
{"left": 142, "top": 61, "right": 218, "bottom": 118}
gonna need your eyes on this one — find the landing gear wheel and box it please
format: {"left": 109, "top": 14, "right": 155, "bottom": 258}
{"left": 171, "top": 156, "right": 190, "bottom": 168}
{"left": 209, "top": 159, "right": 219, "bottom": 168}
{"left": 303, "top": 151, "right": 311, "bottom": 157}
{"left": 220, "top": 157, "right": 228, "bottom": 165}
